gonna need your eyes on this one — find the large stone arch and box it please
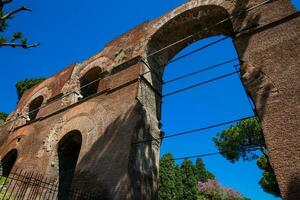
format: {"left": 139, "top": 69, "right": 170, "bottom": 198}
{"left": 0, "top": 126, "right": 35, "bottom": 167}
{"left": 0, "top": 1, "right": 298, "bottom": 199}
{"left": 135, "top": 0, "right": 299, "bottom": 199}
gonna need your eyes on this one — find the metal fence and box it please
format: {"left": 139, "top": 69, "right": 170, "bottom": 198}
{"left": 0, "top": 168, "right": 98, "bottom": 200}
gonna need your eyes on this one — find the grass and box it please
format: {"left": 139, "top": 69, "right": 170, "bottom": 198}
{"left": 0, "top": 176, "right": 15, "bottom": 200}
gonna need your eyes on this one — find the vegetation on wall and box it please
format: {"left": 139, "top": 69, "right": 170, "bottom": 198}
{"left": 158, "top": 153, "right": 249, "bottom": 200}
{"left": 213, "top": 117, "right": 281, "bottom": 197}
{"left": 16, "top": 78, "right": 46, "bottom": 100}
{"left": 0, "top": 78, "right": 45, "bottom": 124}
{"left": 0, "top": 112, "right": 8, "bottom": 122}
{"left": 0, "top": 0, "right": 39, "bottom": 48}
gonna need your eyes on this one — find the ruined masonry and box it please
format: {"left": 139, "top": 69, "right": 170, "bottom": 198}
{"left": 0, "top": 0, "right": 299, "bottom": 199}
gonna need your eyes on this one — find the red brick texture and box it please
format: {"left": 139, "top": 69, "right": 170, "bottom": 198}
{"left": 0, "top": 0, "right": 299, "bottom": 199}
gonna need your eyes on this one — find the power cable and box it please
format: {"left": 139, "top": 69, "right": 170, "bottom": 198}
{"left": 167, "top": 36, "right": 230, "bottom": 64}
{"left": 163, "top": 70, "right": 240, "bottom": 98}
{"left": 133, "top": 115, "right": 254, "bottom": 144}
{"left": 163, "top": 58, "right": 239, "bottom": 84}
{"left": 1, "top": 0, "right": 274, "bottom": 127}
{"left": 165, "top": 146, "right": 260, "bottom": 161}
{"left": 3, "top": 69, "right": 241, "bottom": 126}
{"left": 146, "top": 0, "right": 273, "bottom": 58}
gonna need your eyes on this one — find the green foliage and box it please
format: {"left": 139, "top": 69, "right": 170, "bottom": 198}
{"left": 213, "top": 117, "right": 264, "bottom": 162}
{"left": 195, "top": 159, "right": 215, "bottom": 183}
{"left": 0, "top": 193, "right": 14, "bottom": 200}
{"left": 174, "top": 165, "right": 184, "bottom": 200}
{"left": 158, "top": 154, "right": 178, "bottom": 200}
{"left": 0, "top": 176, "right": 15, "bottom": 200}
{"left": 0, "top": 78, "right": 45, "bottom": 124}
{"left": 16, "top": 78, "right": 45, "bottom": 100}
{"left": 181, "top": 159, "right": 198, "bottom": 200}
{"left": 257, "top": 155, "right": 281, "bottom": 197}
{"left": 159, "top": 154, "right": 246, "bottom": 200}
{"left": 0, "top": 112, "right": 8, "bottom": 122}
{"left": 213, "top": 117, "right": 281, "bottom": 197}
{"left": 0, "top": 0, "right": 37, "bottom": 48}
{"left": 0, "top": 176, "right": 7, "bottom": 185}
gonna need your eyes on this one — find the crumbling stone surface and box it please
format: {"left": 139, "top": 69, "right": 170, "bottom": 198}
{"left": 0, "top": 0, "right": 299, "bottom": 199}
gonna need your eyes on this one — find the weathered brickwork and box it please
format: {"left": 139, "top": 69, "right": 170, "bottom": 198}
{"left": 0, "top": 0, "right": 299, "bottom": 199}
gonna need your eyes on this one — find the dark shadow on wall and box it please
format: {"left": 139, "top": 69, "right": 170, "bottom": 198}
{"left": 286, "top": 175, "right": 300, "bottom": 200}
{"left": 1, "top": 149, "right": 18, "bottom": 177}
{"left": 127, "top": 102, "right": 158, "bottom": 200}
{"left": 72, "top": 103, "right": 157, "bottom": 200}
{"left": 231, "top": 0, "right": 295, "bottom": 122}
{"left": 58, "top": 130, "right": 82, "bottom": 200}
{"left": 230, "top": 0, "right": 272, "bottom": 120}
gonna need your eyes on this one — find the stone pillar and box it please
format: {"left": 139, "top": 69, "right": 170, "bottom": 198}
{"left": 234, "top": 1, "right": 300, "bottom": 199}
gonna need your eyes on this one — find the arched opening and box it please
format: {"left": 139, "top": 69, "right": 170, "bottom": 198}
{"left": 80, "top": 67, "right": 102, "bottom": 99}
{"left": 28, "top": 96, "right": 44, "bottom": 121}
{"left": 145, "top": 4, "right": 279, "bottom": 200}
{"left": 1, "top": 149, "right": 17, "bottom": 177}
{"left": 57, "top": 130, "right": 82, "bottom": 200}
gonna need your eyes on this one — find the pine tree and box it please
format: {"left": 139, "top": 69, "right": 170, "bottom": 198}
{"left": 194, "top": 158, "right": 214, "bottom": 183}
{"left": 158, "top": 153, "right": 178, "bottom": 200}
{"left": 213, "top": 117, "right": 280, "bottom": 197}
{"left": 0, "top": 0, "right": 39, "bottom": 48}
{"left": 181, "top": 159, "right": 198, "bottom": 200}
{"left": 174, "top": 165, "right": 184, "bottom": 200}
{"left": 159, "top": 153, "right": 249, "bottom": 200}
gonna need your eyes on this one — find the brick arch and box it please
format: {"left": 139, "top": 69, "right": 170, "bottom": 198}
{"left": 0, "top": 1, "right": 297, "bottom": 199}
{"left": 61, "top": 57, "right": 112, "bottom": 102}
{"left": 1, "top": 148, "right": 18, "bottom": 176}
{"left": 57, "top": 130, "right": 82, "bottom": 199}
{"left": 48, "top": 101, "right": 106, "bottom": 162}
{"left": 145, "top": 4, "right": 233, "bottom": 69}
{"left": 137, "top": 0, "right": 300, "bottom": 199}
{"left": 16, "top": 77, "right": 55, "bottom": 110}
{"left": 0, "top": 126, "right": 34, "bottom": 158}
{"left": 7, "top": 84, "right": 53, "bottom": 125}
{"left": 142, "top": 4, "right": 236, "bottom": 123}
{"left": 78, "top": 56, "right": 112, "bottom": 77}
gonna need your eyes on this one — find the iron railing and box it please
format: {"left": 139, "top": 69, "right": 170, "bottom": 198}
{"left": 0, "top": 169, "right": 98, "bottom": 200}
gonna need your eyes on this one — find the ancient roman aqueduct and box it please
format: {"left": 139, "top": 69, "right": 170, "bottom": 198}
{"left": 0, "top": 0, "right": 299, "bottom": 199}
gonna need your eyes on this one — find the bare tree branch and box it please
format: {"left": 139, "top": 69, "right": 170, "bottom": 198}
{"left": 0, "top": 0, "right": 12, "bottom": 9}
{"left": 0, "top": 42, "right": 40, "bottom": 48}
{"left": 1, "top": 6, "right": 32, "bottom": 21}
{"left": 0, "top": 1, "right": 39, "bottom": 49}
{"left": 1, "top": 0, "right": 13, "bottom": 4}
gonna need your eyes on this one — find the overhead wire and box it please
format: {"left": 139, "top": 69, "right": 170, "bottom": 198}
{"left": 165, "top": 146, "right": 260, "bottom": 161}
{"left": 2, "top": 67, "right": 242, "bottom": 126}
{"left": 146, "top": 0, "right": 273, "bottom": 58}
{"left": 163, "top": 58, "right": 239, "bottom": 84}
{"left": 1, "top": 73, "right": 106, "bottom": 126}
{"left": 139, "top": 0, "right": 273, "bottom": 79}
{"left": 133, "top": 115, "right": 255, "bottom": 144}
{"left": 163, "top": 70, "right": 240, "bottom": 98}
{"left": 1, "top": 0, "right": 274, "bottom": 127}
{"left": 141, "top": 37, "right": 234, "bottom": 80}
{"left": 167, "top": 36, "right": 231, "bottom": 64}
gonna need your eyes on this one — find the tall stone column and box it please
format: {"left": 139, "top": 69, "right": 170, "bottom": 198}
{"left": 234, "top": 1, "right": 300, "bottom": 199}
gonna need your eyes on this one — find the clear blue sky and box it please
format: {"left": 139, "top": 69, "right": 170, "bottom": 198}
{"left": 0, "top": 0, "right": 299, "bottom": 199}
